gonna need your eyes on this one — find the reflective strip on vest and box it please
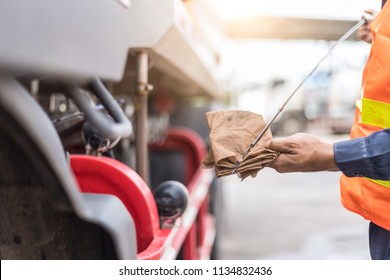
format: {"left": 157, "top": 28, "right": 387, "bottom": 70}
{"left": 360, "top": 97, "right": 390, "bottom": 188}
{"left": 367, "top": 178, "right": 390, "bottom": 188}
{"left": 361, "top": 97, "right": 390, "bottom": 129}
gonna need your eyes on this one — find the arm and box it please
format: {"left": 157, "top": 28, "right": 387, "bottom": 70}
{"left": 267, "top": 129, "right": 390, "bottom": 180}
{"left": 335, "top": 129, "right": 390, "bottom": 180}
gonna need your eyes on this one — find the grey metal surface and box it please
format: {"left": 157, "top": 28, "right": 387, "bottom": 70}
{"left": 0, "top": 76, "right": 137, "bottom": 259}
{"left": 0, "top": 0, "right": 130, "bottom": 81}
{"left": 124, "top": 0, "right": 223, "bottom": 99}
{"left": 81, "top": 194, "right": 138, "bottom": 259}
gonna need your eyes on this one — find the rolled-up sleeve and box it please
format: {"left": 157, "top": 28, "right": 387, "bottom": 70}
{"left": 334, "top": 129, "right": 390, "bottom": 180}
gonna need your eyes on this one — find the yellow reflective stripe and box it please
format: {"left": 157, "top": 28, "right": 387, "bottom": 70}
{"left": 361, "top": 97, "right": 390, "bottom": 128}
{"left": 367, "top": 178, "right": 390, "bottom": 189}
{"left": 360, "top": 97, "right": 390, "bottom": 187}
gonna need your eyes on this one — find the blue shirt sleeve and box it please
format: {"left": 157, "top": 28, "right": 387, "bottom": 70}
{"left": 334, "top": 129, "right": 390, "bottom": 180}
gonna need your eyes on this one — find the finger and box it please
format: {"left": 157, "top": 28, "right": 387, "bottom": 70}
{"left": 358, "top": 24, "right": 370, "bottom": 31}
{"left": 267, "top": 154, "right": 290, "bottom": 173}
{"left": 364, "top": 9, "right": 378, "bottom": 16}
{"left": 266, "top": 138, "right": 292, "bottom": 153}
{"left": 363, "top": 9, "right": 378, "bottom": 23}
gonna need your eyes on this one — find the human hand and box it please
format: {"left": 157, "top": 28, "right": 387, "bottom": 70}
{"left": 266, "top": 133, "right": 338, "bottom": 173}
{"left": 357, "top": 9, "right": 379, "bottom": 43}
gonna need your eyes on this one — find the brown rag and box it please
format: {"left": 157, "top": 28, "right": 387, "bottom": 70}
{"left": 202, "top": 110, "right": 278, "bottom": 180}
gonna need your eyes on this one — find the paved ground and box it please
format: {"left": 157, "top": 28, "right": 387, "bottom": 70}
{"left": 218, "top": 130, "right": 371, "bottom": 260}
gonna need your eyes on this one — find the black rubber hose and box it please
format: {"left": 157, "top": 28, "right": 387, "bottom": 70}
{"left": 65, "top": 78, "right": 132, "bottom": 139}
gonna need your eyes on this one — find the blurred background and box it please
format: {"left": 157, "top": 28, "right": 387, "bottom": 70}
{"left": 202, "top": 0, "right": 380, "bottom": 259}
{"left": 0, "top": 0, "right": 382, "bottom": 260}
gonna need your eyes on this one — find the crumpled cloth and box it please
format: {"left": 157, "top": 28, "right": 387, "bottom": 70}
{"left": 202, "top": 110, "right": 278, "bottom": 180}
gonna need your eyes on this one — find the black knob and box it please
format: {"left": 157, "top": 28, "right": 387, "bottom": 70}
{"left": 153, "top": 181, "right": 189, "bottom": 218}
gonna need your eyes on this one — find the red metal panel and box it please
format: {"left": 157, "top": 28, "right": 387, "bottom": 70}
{"left": 70, "top": 155, "right": 160, "bottom": 253}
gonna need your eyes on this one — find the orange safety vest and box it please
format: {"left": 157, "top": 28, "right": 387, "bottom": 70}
{"left": 340, "top": 1, "right": 390, "bottom": 231}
